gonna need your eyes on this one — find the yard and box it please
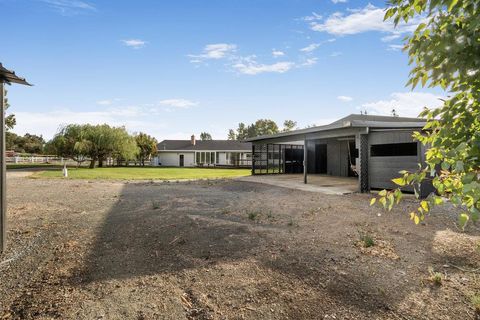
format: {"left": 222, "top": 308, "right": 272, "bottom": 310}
{"left": 1, "top": 171, "right": 479, "bottom": 319}
{"left": 34, "top": 167, "right": 251, "bottom": 180}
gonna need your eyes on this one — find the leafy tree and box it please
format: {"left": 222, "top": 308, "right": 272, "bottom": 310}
{"left": 51, "top": 124, "right": 90, "bottom": 165}
{"left": 4, "top": 89, "right": 16, "bottom": 131}
{"left": 227, "top": 129, "right": 236, "bottom": 140}
{"left": 283, "top": 120, "right": 297, "bottom": 132}
{"left": 6, "top": 132, "right": 45, "bottom": 154}
{"left": 200, "top": 132, "right": 212, "bottom": 140}
{"left": 51, "top": 124, "right": 139, "bottom": 168}
{"left": 229, "top": 119, "right": 281, "bottom": 140}
{"left": 135, "top": 132, "right": 157, "bottom": 166}
{"left": 372, "top": 0, "right": 480, "bottom": 228}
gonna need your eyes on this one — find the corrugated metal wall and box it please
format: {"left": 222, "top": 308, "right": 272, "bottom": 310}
{"left": 368, "top": 130, "right": 419, "bottom": 190}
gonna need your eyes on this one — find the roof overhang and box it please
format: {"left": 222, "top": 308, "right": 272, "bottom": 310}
{"left": 246, "top": 118, "right": 426, "bottom": 143}
{"left": 0, "top": 63, "right": 32, "bottom": 86}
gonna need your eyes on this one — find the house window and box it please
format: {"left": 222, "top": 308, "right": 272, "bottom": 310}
{"left": 196, "top": 152, "right": 200, "bottom": 164}
{"left": 370, "top": 142, "right": 418, "bottom": 157}
{"left": 215, "top": 152, "right": 219, "bottom": 164}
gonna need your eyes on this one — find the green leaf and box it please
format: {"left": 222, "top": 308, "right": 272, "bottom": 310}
{"left": 458, "top": 213, "right": 469, "bottom": 229}
{"left": 370, "top": 198, "right": 377, "bottom": 206}
{"left": 392, "top": 177, "right": 406, "bottom": 186}
{"left": 448, "top": 0, "right": 458, "bottom": 12}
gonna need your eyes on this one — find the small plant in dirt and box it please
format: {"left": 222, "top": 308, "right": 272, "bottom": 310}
{"left": 359, "top": 233, "right": 375, "bottom": 248}
{"left": 247, "top": 211, "right": 258, "bottom": 220}
{"left": 152, "top": 201, "right": 161, "bottom": 210}
{"left": 428, "top": 267, "right": 443, "bottom": 285}
{"left": 471, "top": 294, "right": 480, "bottom": 316}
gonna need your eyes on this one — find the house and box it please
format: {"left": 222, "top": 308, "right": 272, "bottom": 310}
{"left": 246, "top": 114, "right": 434, "bottom": 197}
{"left": 152, "top": 135, "right": 252, "bottom": 167}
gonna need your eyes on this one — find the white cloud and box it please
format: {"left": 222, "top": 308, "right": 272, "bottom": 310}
{"left": 40, "top": 0, "right": 95, "bottom": 14}
{"left": 13, "top": 106, "right": 155, "bottom": 139}
{"left": 362, "top": 92, "right": 444, "bottom": 117}
{"left": 302, "top": 12, "right": 323, "bottom": 21}
{"left": 272, "top": 50, "right": 285, "bottom": 57}
{"left": 121, "top": 39, "right": 147, "bottom": 49}
{"left": 381, "top": 34, "right": 401, "bottom": 42}
{"left": 387, "top": 44, "right": 404, "bottom": 51}
{"left": 158, "top": 99, "right": 198, "bottom": 108}
{"left": 301, "top": 58, "right": 318, "bottom": 66}
{"left": 300, "top": 43, "right": 321, "bottom": 53}
{"left": 188, "top": 43, "right": 237, "bottom": 61}
{"left": 96, "top": 100, "right": 113, "bottom": 106}
{"left": 232, "top": 56, "right": 295, "bottom": 75}
{"left": 310, "top": 4, "right": 421, "bottom": 37}
{"left": 331, "top": 0, "right": 347, "bottom": 3}
{"left": 330, "top": 51, "right": 342, "bottom": 57}
{"left": 337, "top": 95, "right": 353, "bottom": 102}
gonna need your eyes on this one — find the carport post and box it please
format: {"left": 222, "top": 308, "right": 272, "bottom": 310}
{"left": 0, "top": 64, "right": 31, "bottom": 253}
{"left": 0, "top": 82, "right": 5, "bottom": 253}
{"left": 303, "top": 139, "right": 307, "bottom": 184}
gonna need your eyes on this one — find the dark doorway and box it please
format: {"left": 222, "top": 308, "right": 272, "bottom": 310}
{"left": 284, "top": 147, "right": 304, "bottom": 173}
{"left": 315, "top": 144, "right": 327, "bottom": 174}
{"left": 179, "top": 155, "right": 184, "bottom": 167}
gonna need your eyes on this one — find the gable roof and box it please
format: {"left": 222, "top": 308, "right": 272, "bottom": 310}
{"left": 247, "top": 114, "right": 426, "bottom": 141}
{"left": 157, "top": 140, "right": 251, "bottom": 151}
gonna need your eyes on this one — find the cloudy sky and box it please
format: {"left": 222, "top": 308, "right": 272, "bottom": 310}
{"left": 2, "top": 0, "right": 444, "bottom": 140}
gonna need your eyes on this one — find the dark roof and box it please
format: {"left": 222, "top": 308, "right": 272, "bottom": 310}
{"left": 157, "top": 140, "right": 251, "bottom": 151}
{"left": 0, "top": 63, "right": 32, "bottom": 86}
{"left": 247, "top": 114, "right": 426, "bottom": 141}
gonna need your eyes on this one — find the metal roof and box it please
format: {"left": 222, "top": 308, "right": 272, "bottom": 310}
{"left": 157, "top": 140, "right": 252, "bottom": 151}
{"left": 246, "top": 114, "right": 426, "bottom": 142}
{"left": 0, "top": 63, "right": 32, "bottom": 86}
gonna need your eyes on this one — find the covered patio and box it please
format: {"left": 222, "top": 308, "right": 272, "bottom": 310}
{"left": 237, "top": 174, "right": 358, "bottom": 195}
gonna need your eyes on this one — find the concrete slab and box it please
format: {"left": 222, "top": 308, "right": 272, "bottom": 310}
{"left": 236, "top": 174, "right": 358, "bottom": 195}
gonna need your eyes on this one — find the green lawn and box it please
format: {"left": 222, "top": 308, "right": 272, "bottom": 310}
{"left": 35, "top": 167, "right": 251, "bottom": 180}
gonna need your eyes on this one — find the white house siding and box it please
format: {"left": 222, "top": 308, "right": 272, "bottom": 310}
{"left": 157, "top": 152, "right": 195, "bottom": 167}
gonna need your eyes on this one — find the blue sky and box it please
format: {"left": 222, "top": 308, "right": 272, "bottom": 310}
{"left": 1, "top": 0, "right": 444, "bottom": 140}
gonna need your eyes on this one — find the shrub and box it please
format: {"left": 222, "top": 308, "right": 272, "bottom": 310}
{"left": 359, "top": 233, "right": 375, "bottom": 248}
{"left": 428, "top": 267, "right": 443, "bottom": 285}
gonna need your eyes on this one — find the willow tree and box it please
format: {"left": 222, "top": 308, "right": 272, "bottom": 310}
{"left": 373, "top": 1, "right": 480, "bottom": 228}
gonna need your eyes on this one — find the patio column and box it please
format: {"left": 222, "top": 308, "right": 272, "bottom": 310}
{"left": 0, "top": 82, "right": 5, "bottom": 252}
{"left": 303, "top": 139, "right": 307, "bottom": 184}
{"left": 358, "top": 134, "right": 370, "bottom": 193}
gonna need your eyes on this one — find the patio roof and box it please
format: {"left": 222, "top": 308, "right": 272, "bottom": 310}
{"left": 0, "top": 63, "right": 32, "bottom": 86}
{"left": 246, "top": 114, "right": 426, "bottom": 142}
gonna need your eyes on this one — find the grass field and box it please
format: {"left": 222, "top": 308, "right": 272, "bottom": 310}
{"left": 35, "top": 167, "right": 251, "bottom": 180}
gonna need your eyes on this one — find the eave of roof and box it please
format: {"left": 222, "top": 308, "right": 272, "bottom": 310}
{"left": 246, "top": 114, "right": 426, "bottom": 142}
{"left": 0, "top": 63, "right": 32, "bottom": 86}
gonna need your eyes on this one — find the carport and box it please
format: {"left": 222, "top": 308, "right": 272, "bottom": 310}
{"left": 247, "top": 114, "right": 433, "bottom": 196}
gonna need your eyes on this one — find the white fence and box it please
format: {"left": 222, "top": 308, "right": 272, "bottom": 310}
{"left": 6, "top": 156, "right": 69, "bottom": 164}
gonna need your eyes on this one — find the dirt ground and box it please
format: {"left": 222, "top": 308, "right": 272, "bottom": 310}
{"left": 1, "top": 171, "right": 479, "bottom": 320}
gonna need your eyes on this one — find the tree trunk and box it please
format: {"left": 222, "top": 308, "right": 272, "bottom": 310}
{"left": 89, "top": 158, "right": 96, "bottom": 169}
{"left": 98, "top": 158, "right": 104, "bottom": 168}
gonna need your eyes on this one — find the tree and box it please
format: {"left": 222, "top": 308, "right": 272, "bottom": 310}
{"left": 50, "top": 124, "right": 139, "bottom": 168}
{"left": 283, "top": 120, "right": 297, "bottom": 132}
{"left": 372, "top": 0, "right": 480, "bottom": 229}
{"left": 135, "top": 132, "right": 157, "bottom": 166}
{"left": 200, "top": 132, "right": 212, "bottom": 140}
{"left": 229, "top": 119, "right": 280, "bottom": 140}
{"left": 51, "top": 124, "right": 90, "bottom": 165}
{"left": 4, "top": 89, "right": 16, "bottom": 131}
{"left": 227, "top": 129, "right": 236, "bottom": 140}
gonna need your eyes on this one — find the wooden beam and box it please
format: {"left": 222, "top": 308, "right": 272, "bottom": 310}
{"left": 0, "top": 82, "right": 5, "bottom": 253}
